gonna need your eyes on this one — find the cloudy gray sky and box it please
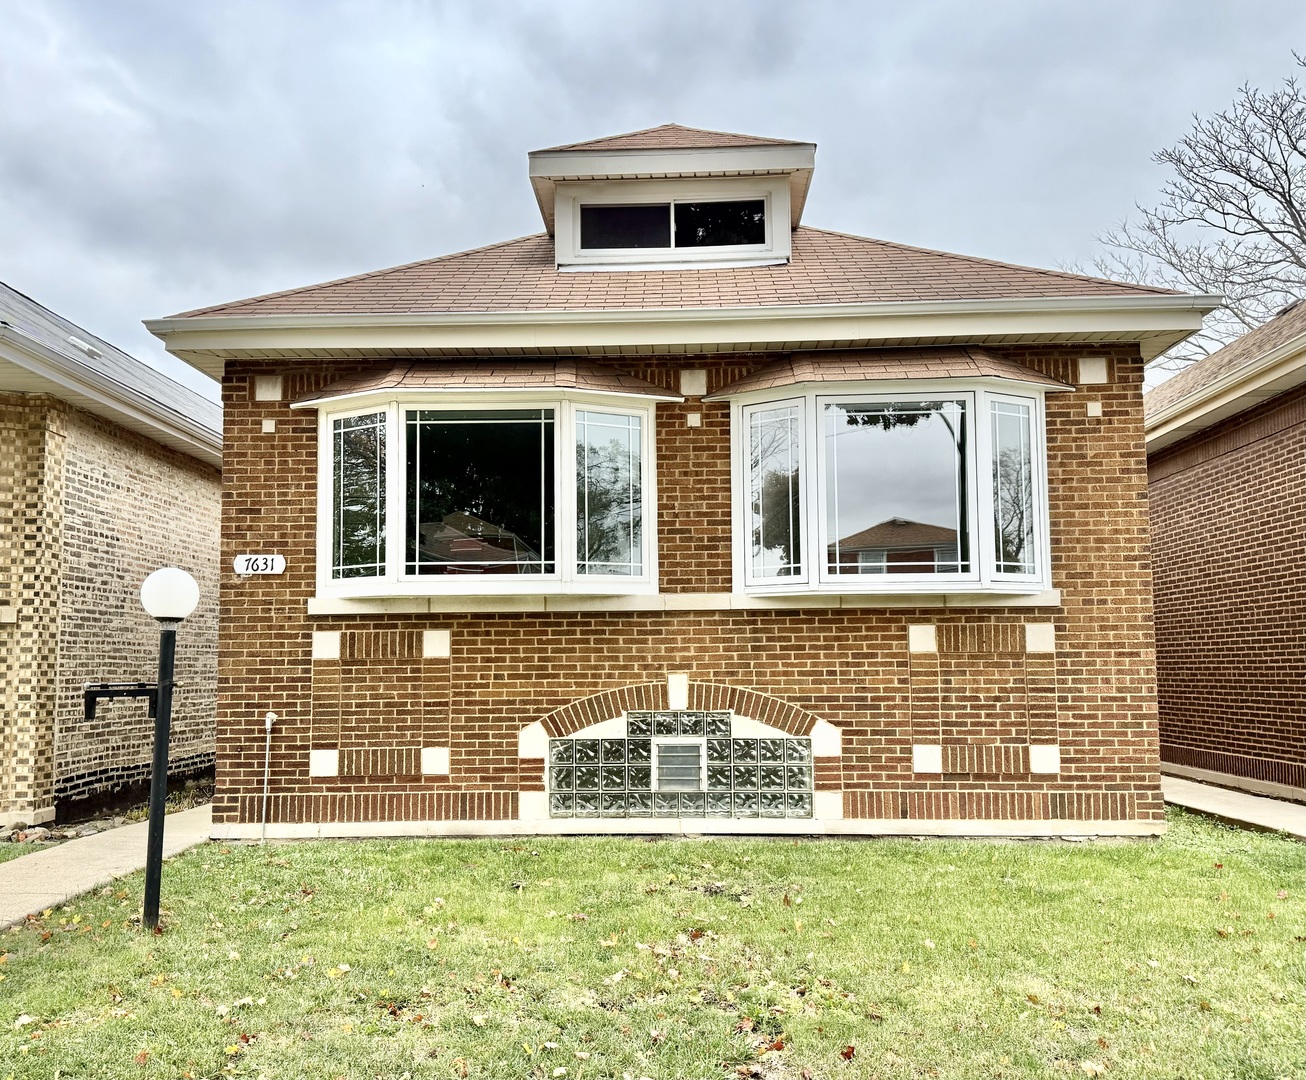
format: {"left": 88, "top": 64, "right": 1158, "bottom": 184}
{"left": 2, "top": 1, "right": 1303, "bottom": 401}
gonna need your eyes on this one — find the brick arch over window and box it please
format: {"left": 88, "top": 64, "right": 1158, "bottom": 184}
{"left": 537, "top": 682, "right": 823, "bottom": 738}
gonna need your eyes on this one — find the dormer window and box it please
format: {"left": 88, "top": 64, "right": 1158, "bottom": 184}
{"left": 580, "top": 199, "right": 767, "bottom": 251}
{"left": 553, "top": 178, "right": 791, "bottom": 271}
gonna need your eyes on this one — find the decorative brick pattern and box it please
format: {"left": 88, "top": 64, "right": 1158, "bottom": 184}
{"left": 1149, "top": 388, "right": 1306, "bottom": 793}
{"left": 0, "top": 394, "right": 219, "bottom": 823}
{"left": 213, "top": 344, "right": 1164, "bottom": 831}
{"left": 941, "top": 743, "right": 1029, "bottom": 775}
{"left": 339, "top": 747, "right": 422, "bottom": 777}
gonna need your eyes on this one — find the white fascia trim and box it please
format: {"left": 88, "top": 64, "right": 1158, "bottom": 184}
{"left": 527, "top": 144, "right": 817, "bottom": 180}
{"left": 1145, "top": 333, "right": 1306, "bottom": 449}
{"left": 213, "top": 817, "right": 1167, "bottom": 840}
{"left": 0, "top": 327, "right": 222, "bottom": 465}
{"left": 289, "top": 385, "right": 684, "bottom": 411}
{"left": 146, "top": 293, "right": 1223, "bottom": 373}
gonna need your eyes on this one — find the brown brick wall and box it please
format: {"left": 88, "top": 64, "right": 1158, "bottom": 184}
{"left": 214, "top": 344, "right": 1163, "bottom": 828}
{"left": 1148, "top": 387, "right": 1306, "bottom": 791}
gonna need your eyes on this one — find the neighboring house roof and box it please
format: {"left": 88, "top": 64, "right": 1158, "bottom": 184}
{"left": 535, "top": 123, "right": 807, "bottom": 152}
{"left": 174, "top": 228, "right": 1177, "bottom": 321}
{"left": 293, "top": 358, "right": 683, "bottom": 408}
{"left": 708, "top": 346, "right": 1071, "bottom": 398}
{"left": 0, "top": 282, "right": 222, "bottom": 467}
{"left": 1145, "top": 298, "right": 1306, "bottom": 452}
{"left": 834, "top": 518, "right": 958, "bottom": 550}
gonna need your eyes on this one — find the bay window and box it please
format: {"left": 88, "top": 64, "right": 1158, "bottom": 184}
{"left": 737, "top": 383, "right": 1051, "bottom": 593}
{"left": 317, "top": 396, "right": 657, "bottom": 595}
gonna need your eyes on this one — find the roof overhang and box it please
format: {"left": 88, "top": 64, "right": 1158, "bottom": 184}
{"left": 0, "top": 324, "right": 222, "bottom": 467}
{"left": 147, "top": 294, "right": 1221, "bottom": 381}
{"left": 1145, "top": 328, "right": 1306, "bottom": 452}
{"left": 527, "top": 142, "right": 817, "bottom": 236}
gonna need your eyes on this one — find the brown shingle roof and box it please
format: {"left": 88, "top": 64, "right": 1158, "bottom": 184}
{"left": 835, "top": 519, "right": 958, "bottom": 550}
{"left": 534, "top": 124, "right": 807, "bottom": 153}
{"left": 708, "top": 346, "right": 1071, "bottom": 397}
{"left": 293, "top": 358, "right": 681, "bottom": 406}
{"left": 174, "top": 227, "right": 1177, "bottom": 320}
{"left": 1145, "top": 298, "right": 1306, "bottom": 418}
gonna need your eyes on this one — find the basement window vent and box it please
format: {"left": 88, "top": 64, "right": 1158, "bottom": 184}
{"left": 547, "top": 711, "right": 813, "bottom": 819}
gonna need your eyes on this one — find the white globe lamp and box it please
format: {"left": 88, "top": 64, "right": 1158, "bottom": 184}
{"left": 140, "top": 567, "right": 200, "bottom": 622}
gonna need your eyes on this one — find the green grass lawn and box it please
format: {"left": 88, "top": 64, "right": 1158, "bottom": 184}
{"left": 0, "top": 809, "right": 1301, "bottom": 1080}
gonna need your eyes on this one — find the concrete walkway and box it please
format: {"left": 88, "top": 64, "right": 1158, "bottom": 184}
{"left": 0, "top": 804, "right": 212, "bottom": 928}
{"left": 1162, "top": 776, "right": 1306, "bottom": 839}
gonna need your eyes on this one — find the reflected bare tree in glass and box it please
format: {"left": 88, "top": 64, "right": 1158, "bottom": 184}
{"left": 334, "top": 415, "right": 385, "bottom": 578}
{"left": 993, "top": 445, "right": 1034, "bottom": 572}
{"left": 577, "top": 435, "right": 641, "bottom": 573}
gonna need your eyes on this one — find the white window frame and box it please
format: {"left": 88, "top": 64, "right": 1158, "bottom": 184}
{"left": 730, "top": 379, "right": 1053, "bottom": 595}
{"left": 313, "top": 391, "right": 660, "bottom": 598}
{"left": 553, "top": 177, "right": 792, "bottom": 271}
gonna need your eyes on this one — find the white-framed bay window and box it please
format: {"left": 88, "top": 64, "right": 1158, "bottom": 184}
{"left": 732, "top": 380, "right": 1053, "bottom": 594}
{"left": 312, "top": 393, "right": 661, "bottom": 597}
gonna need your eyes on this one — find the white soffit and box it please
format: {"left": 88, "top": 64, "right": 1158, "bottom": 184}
{"left": 148, "top": 294, "right": 1219, "bottom": 381}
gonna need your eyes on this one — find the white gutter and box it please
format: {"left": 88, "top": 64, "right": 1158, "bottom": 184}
{"left": 0, "top": 324, "right": 222, "bottom": 467}
{"left": 1145, "top": 329, "right": 1306, "bottom": 452}
{"left": 147, "top": 293, "right": 1221, "bottom": 377}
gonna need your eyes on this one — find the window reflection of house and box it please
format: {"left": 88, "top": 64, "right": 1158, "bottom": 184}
{"left": 829, "top": 518, "right": 960, "bottom": 574}
{"left": 417, "top": 512, "right": 542, "bottom": 574}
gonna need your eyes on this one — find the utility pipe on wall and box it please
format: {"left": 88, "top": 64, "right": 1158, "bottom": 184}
{"left": 261, "top": 712, "right": 277, "bottom": 843}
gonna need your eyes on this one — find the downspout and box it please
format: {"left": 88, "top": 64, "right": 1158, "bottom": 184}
{"left": 260, "top": 712, "right": 277, "bottom": 842}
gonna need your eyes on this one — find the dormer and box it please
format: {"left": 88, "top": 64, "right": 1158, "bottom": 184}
{"left": 528, "top": 124, "right": 817, "bottom": 272}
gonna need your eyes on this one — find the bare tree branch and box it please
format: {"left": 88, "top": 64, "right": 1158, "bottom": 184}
{"left": 1095, "top": 54, "right": 1306, "bottom": 372}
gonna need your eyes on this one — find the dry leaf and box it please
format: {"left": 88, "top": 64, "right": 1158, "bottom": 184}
{"left": 840, "top": 1044, "right": 856, "bottom": 1060}
{"left": 471, "top": 1014, "right": 487, "bottom": 1027}
{"left": 1080, "top": 1061, "right": 1106, "bottom": 1076}
{"left": 134, "top": 1050, "right": 149, "bottom": 1065}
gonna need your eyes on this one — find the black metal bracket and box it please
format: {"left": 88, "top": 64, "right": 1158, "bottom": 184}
{"left": 84, "top": 682, "right": 159, "bottom": 721}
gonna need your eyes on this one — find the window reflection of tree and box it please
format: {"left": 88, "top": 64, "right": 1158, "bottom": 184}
{"left": 335, "top": 419, "right": 385, "bottom": 578}
{"left": 993, "top": 445, "right": 1034, "bottom": 572}
{"left": 578, "top": 436, "right": 641, "bottom": 571}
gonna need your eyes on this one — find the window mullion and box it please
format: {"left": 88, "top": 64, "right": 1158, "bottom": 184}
{"left": 386, "top": 400, "right": 403, "bottom": 582}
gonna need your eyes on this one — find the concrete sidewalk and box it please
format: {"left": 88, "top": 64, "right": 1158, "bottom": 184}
{"left": 0, "top": 804, "right": 212, "bottom": 928}
{"left": 1162, "top": 776, "right": 1306, "bottom": 839}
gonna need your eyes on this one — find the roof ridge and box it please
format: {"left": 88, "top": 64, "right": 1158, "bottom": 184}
{"left": 534, "top": 123, "right": 806, "bottom": 154}
{"left": 795, "top": 226, "right": 1179, "bottom": 296}
{"left": 170, "top": 234, "right": 551, "bottom": 317}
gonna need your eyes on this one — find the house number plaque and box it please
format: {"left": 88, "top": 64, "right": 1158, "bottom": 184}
{"left": 233, "top": 554, "right": 286, "bottom": 575}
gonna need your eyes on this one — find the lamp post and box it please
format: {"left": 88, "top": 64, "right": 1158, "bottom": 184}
{"left": 139, "top": 567, "right": 200, "bottom": 931}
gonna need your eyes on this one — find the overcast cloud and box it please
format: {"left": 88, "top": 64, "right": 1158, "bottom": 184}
{"left": 2, "top": 1, "right": 1303, "bottom": 401}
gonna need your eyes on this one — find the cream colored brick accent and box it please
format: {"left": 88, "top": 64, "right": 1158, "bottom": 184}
{"left": 813, "top": 791, "right": 844, "bottom": 819}
{"left": 311, "top": 631, "right": 341, "bottom": 660}
{"left": 667, "top": 672, "right": 689, "bottom": 710}
{"left": 1024, "top": 623, "right": 1057, "bottom": 654}
{"left": 420, "top": 747, "right": 450, "bottom": 775}
{"left": 518, "top": 721, "right": 548, "bottom": 758}
{"left": 679, "top": 370, "right": 707, "bottom": 397}
{"left": 261, "top": 418, "right": 277, "bottom": 433}
{"left": 912, "top": 744, "right": 943, "bottom": 773}
{"left": 1078, "top": 357, "right": 1108, "bottom": 384}
{"left": 686, "top": 412, "right": 702, "bottom": 428}
{"left": 908, "top": 624, "right": 937, "bottom": 653}
{"left": 1028, "top": 744, "right": 1062, "bottom": 774}
{"left": 422, "top": 629, "right": 451, "bottom": 658}
{"left": 1085, "top": 401, "right": 1102, "bottom": 418}
{"left": 253, "top": 375, "right": 283, "bottom": 401}
{"left": 308, "top": 749, "right": 339, "bottom": 777}
{"left": 809, "top": 719, "right": 842, "bottom": 757}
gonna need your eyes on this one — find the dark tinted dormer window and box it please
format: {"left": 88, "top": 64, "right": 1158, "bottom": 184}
{"left": 580, "top": 199, "right": 766, "bottom": 251}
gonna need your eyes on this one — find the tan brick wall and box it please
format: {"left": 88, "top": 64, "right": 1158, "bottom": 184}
{"left": 55, "top": 405, "right": 221, "bottom": 802}
{"left": 1148, "top": 387, "right": 1306, "bottom": 791}
{"left": 0, "top": 395, "right": 64, "bottom": 823}
{"left": 214, "top": 345, "right": 1163, "bottom": 829}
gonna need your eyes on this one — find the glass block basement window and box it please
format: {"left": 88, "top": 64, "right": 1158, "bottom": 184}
{"left": 549, "top": 711, "right": 813, "bottom": 818}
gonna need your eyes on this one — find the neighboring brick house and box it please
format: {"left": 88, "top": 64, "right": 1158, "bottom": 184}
{"left": 147, "top": 125, "right": 1219, "bottom": 839}
{"left": 1146, "top": 300, "right": 1306, "bottom": 803}
{"left": 0, "top": 282, "right": 221, "bottom": 827}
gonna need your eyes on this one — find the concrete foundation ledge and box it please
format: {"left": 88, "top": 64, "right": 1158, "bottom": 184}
{"left": 212, "top": 818, "right": 1167, "bottom": 841}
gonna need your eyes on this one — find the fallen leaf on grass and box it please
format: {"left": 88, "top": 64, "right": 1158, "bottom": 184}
{"left": 14, "top": 1014, "right": 36, "bottom": 1029}
{"left": 1080, "top": 1062, "right": 1106, "bottom": 1076}
{"left": 840, "top": 1044, "right": 856, "bottom": 1060}
{"left": 452, "top": 1057, "right": 469, "bottom": 1077}
{"left": 471, "top": 1014, "right": 487, "bottom": 1027}
{"left": 134, "top": 1050, "right": 149, "bottom": 1065}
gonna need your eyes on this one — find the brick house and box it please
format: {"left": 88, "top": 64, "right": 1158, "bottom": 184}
{"left": 1146, "top": 300, "right": 1306, "bottom": 802}
{"left": 147, "top": 125, "right": 1218, "bottom": 838}
{"left": 0, "top": 282, "right": 221, "bottom": 827}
